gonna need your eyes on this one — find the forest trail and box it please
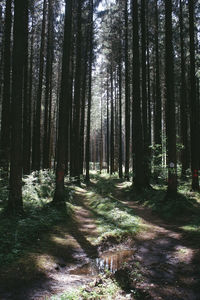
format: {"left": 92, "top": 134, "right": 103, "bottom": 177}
{"left": 0, "top": 177, "right": 200, "bottom": 299}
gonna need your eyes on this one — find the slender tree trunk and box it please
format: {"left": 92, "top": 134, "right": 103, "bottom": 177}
{"left": 141, "top": 0, "right": 149, "bottom": 185}
{"left": 53, "top": 0, "right": 72, "bottom": 202}
{"left": 80, "top": 28, "right": 89, "bottom": 175}
{"left": 32, "top": 0, "right": 46, "bottom": 171}
{"left": 154, "top": 0, "right": 162, "bottom": 178}
{"left": 43, "top": 0, "right": 53, "bottom": 169}
{"left": 179, "top": 0, "right": 189, "bottom": 177}
{"left": 8, "top": 0, "right": 27, "bottom": 214}
{"left": 189, "top": 0, "right": 199, "bottom": 190}
{"left": 118, "top": 61, "right": 123, "bottom": 178}
{"left": 23, "top": 2, "right": 30, "bottom": 175}
{"left": 124, "top": 0, "right": 130, "bottom": 180}
{"left": 71, "top": 0, "right": 82, "bottom": 182}
{"left": 0, "top": 0, "right": 12, "bottom": 175}
{"left": 132, "top": 0, "right": 146, "bottom": 189}
{"left": 165, "top": 0, "right": 177, "bottom": 196}
{"left": 85, "top": 0, "right": 93, "bottom": 183}
{"left": 110, "top": 66, "right": 114, "bottom": 175}
{"left": 106, "top": 75, "right": 110, "bottom": 173}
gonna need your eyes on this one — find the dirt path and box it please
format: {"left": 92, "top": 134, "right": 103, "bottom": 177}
{"left": 0, "top": 180, "right": 200, "bottom": 300}
{"left": 115, "top": 182, "right": 200, "bottom": 300}
{"left": 0, "top": 186, "right": 99, "bottom": 300}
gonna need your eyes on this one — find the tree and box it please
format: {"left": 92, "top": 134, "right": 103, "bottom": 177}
{"left": 132, "top": 0, "right": 146, "bottom": 189}
{"left": 0, "top": 0, "right": 12, "bottom": 175}
{"left": 53, "top": 0, "right": 72, "bottom": 202}
{"left": 179, "top": 0, "right": 189, "bottom": 177}
{"left": 165, "top": 0, "right": 177, "bottom": 196}
{"left": 8, "top": 0, "right": 27, "bottom": 214}
{"left": 189, "top": 0, "right": 199, "bottom": 190}
{"left": 85, "top": 0, "right": 93, "bottom": 183}
{"left": 124, "top": 0, "right": 130, "bottom": 180}
{"left": 32, "top": 0, "right": 47, "bottom": 171}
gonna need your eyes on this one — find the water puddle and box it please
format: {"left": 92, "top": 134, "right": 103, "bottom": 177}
{"left": 69, "top": 249, "right": 134, "bottom": 276}
{"left": 96, "top": 249, "right": 134, "bottom": 273}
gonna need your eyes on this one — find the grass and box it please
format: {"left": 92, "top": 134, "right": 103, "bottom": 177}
{"left": 0, "top": 170, "right": 72, "bottom": 266}
{"left": 50, "top": 274, "right": 127, "bottom": 300}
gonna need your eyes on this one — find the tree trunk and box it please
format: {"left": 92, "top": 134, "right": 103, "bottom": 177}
{"left": 179, "top": 0, "right": 189, "bottom": 177}
{"left": 154, "top": 0, "right": 162, "bottom": 178}
{"left": 8, "top": 0, "right": 27, "bottom": 214}
{"left": 71, "top": 0, "right": 82, "bottom": 183}
{"left": 53, "top": 0, "right": 72, "bottom": 202}
{"left": 165, "top": 0, "right": 177, "bottom": 196}
{"left": 32, "top": 0, "right": 46, "bottom": 171}
{"left": 132, "top": 0, "right": 146, "bottom": 189}
{"left": 124, "top": 0, "right": 130, "bottom": 180}
{"left": 85, "top": 0, "right": 93, "bottom": 183}
{"left": 189, "top": 0, "right": 199, "bottom": 190}
{"left": 0, "top": 0, "right": 12, "bottom": 175}
{"left": 43, "top": 0, "right": 53, "bottom": 169}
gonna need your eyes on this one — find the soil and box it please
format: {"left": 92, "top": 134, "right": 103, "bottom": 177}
{"left": 0, "top": 180, "right": 200, "bottom": 300}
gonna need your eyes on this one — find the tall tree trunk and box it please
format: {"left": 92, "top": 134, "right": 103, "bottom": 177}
{"left": 8, "top": 0, "right": 27, "bottom": 214}
{"left": 110, "top": 65, "right": 114, "bottom": 175}
{"left": 189, "top": 0, "right": 199, "bottom": 190}
{"left": 179, "top": 0, "right": 189, "bottom": 177}
{"left": 53, "top": 0, "right": 72, "bottom": 202}
{"left": 80, "top": 28, "right": 89, "bottom": 175}
{"left": 141, "top": 0, "right": 149, "bottom": 185}
{"left": 132, "top": 0, "right": 146, "bottom": 189}
{"left": 23, "top": 2, "right": 30, "bottom": 175}
{"left": 43, "top": 0, "right": 53, "bottom": 169}
{"left": 154, "top": 0, "right": 162, "bottom": 178}
{"left": 118, "top": 60, "right": 123, "bottom": 178}
{"left": 32, "top": 0, "right": 46, "bottom": 171}
{"left": 165, "top": 0, "right": 177, "bottom": 196}
{"left": 0, "top": 0, "right": 12, "bottom": 175}
{"left": 124, "top": 0, "right": 130, "bottom": 180}
{"left": 71, "top": 0, "right": 82, "bottom": 182}
{"left": 85, "top": 0, "right": 93, "bottom": 183}
{"left": 106, "top": 75, "right": 110, "bottom": 174}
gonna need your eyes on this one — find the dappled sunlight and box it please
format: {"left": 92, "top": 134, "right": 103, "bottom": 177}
{"left": 35, "top": 254, "right": 57, "bottom": 272}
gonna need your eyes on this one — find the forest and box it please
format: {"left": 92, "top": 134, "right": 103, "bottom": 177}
{"left": 0, "top": 0, "right": 200, "bottom": 299}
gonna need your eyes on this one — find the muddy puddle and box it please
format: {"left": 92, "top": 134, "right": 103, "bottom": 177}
{"left": 69, "top": 249, "right": 134, "bottom": 276}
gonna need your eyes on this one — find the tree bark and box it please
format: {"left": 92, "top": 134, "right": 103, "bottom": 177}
{"left": 8, "top": 0, "right": 27, "bottom": 214}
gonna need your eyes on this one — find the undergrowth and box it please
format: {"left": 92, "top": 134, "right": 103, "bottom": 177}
{"left": 0, "top": 170, "right": 73, "bottom": 266}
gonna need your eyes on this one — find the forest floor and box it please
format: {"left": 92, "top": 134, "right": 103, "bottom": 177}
{"left": 0, "top": 173, "right": 200, "bottom": 299}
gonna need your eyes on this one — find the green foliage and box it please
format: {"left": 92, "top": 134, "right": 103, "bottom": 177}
{"left": 0, "top": 170, "right": 72, "bottom": 266}
{"left": 50, "top": 275, "right": 122, "bottom": 300}
{"left": 87, "top": 174, "right": 140, "bottom": 241}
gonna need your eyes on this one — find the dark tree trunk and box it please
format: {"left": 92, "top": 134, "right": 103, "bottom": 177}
{"left": 32, "top": 0, "right": 46, "bottom": 171}
{"left": 118, "top": 61, "right": 123, "bottom": 178}
{"left": 124, "top": 0, "right": 130, "bottom": 180}
{"left": 154, "top": 0, "right": 162, "bottom": 178}
{"left": 71, "top": 0, "right": 82, "bottom": 182}
{"left": 165, "top": 0, "right": 177, "bottom": 196}
{"left": 53, "top": 0, "right": 72, "bottom": 202}
{"left": 0, "top": 0, "right": 12, "bottom": 175}
{"left": 132, "top": 0, "right": 146, "bottom": 189}
{"left": 179, "top": 0, "right": 189, "bottom": 177}
{"left": 43, "top": 0, "right": 53, "bottom": 169}
{"left": 110, "top": 65, "right": 114, "bottom": 175}
{"left": 141, "top": 0, "right": 149, "bottom": 185}
{"left": 147, "top": 0, "right": 152, "bottom": 176}
{"left": 85, "top": 0, "right": 93, "bottom": 183}
{"left": 106, "top": 75, "right": 110, "bottom": 174}
{"left": 80, "top": 28, "right": 89, "bottom": 175}
{"left": 8, "top": 0, "right": 27, "bottom": 214}
{"left": 189, "top": 0, "right": 199, "bottom": 190}
{"left": 23, "top": 2, "right": 30, "bottom": 175}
